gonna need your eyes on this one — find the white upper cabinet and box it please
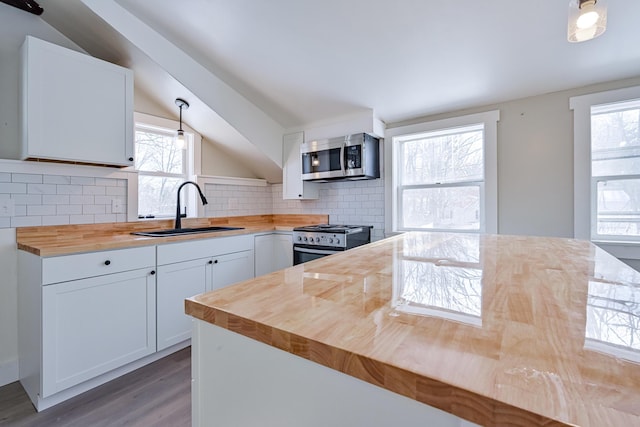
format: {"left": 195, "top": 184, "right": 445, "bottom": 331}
{"left": 282, "top": 131, "right": 318, "bottom": 200}
{"left": 20, "top": 36, "right": 134, "bottom": 167}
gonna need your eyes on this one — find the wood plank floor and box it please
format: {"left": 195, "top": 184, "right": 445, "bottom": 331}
{"left": 0, "top": 347, "right": 191, "bottom": 427}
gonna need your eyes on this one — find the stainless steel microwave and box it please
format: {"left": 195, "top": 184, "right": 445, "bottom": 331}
{"left": 300, "top": 133, "right": 380, "bottom": 181}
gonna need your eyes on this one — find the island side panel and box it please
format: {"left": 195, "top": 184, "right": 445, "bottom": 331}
{"left": 192, "top": 319, "right": 479, "bottom": 427}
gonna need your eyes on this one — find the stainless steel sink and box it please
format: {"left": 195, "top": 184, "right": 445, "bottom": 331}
{"left": 131, "top": 226, "right": 244, "bottom": 237}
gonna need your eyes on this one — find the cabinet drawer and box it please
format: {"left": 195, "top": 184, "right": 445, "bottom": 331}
{"left": 42, "top": 246, "right": 156, "bottom": 285}
{"left": 157, "top": 234, "right": 253, "bottom": 265}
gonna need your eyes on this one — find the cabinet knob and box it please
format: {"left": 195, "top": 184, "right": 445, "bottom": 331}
{"left": 104, "top": 260, "right": 111, "bottom": 266}
{"left": 208, "top": 260, "right": 213, "bottom": 264}
{"left": 214, "top": 259, "right": 218, "bottom": 264}
{"left": 298, "top": 194, "right": 302, "bottom": 198}
{"left": 150, "top": 270, "right": 156, "bottom": 275}
{"left": 128, "top": 157, "right": 134, "bottom": 162}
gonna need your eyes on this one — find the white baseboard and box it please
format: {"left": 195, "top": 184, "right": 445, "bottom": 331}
{"left": 0, "top": 359, "right": 19, "bottom": 387}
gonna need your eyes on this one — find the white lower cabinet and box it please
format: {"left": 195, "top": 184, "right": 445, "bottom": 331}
{"left": 213, "top": 250, "right": 255, "bottom": 290}
{"left": 254, "top": 232, "right": 293, "bottom": 276}
{"left": 18, "top": 246, "right": 156, "bottom": 411}
{"left": 157, "top": 258, "right": 209, "bottom": 351}
{"left": 18, "top": 233, "right": 255, "bottom": 411}
{"left": 156, "top": 234, "right": 254, "bottom": 351}
{"left": 41, "top": 268, "right": 156, "bottom": 397}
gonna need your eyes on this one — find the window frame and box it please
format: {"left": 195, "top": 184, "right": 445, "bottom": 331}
{"left": 571, "top": 85, "right": 640, "bottom": 249}
{"left": 384, "top": 110, "right": 499, "bottom": 235}
{"left": 129, "top": 112, "right": 202, "bottom": 221}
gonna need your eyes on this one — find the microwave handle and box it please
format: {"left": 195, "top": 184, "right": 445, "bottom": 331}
{"left": 340, "top": 143, "right": 346, "bottom": 174}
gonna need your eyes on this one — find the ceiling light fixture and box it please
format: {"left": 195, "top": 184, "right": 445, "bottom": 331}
{"left": 568, "top": 0, "right": 607, "bottom": 43}
{"left": 174, "top": 98, "right": 189, "bottom": 150}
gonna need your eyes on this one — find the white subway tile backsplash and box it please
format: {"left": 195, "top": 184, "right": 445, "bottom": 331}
{"left": 27, "top": 205, "right": 56, "bottom": 216}
{"left": 43, "top": 175, "right": 71, "bottom": 184}
{"left": 27, "top": 183, "right": 56, "bottom": 194}
{"left": 0, "top": 169, "right": 385, "bottom": 236}
{"left": 11, "top": 194, "right": 42, "bottom": 205}
{"left": 14, "top": 205, "right": 27, "bottom": 216}
{"left": 69, "top": 195, "right": 94, "bottom": 205}
{"left": 94, "top": 195, "right": 114, "bottom": 205}
{"left": 56, "top": 185, "right": 83, "bottom": 195}
{"left": 42, "top": 215, "right": 70, "bottom": 226}
{"left": 83, "top": 185, "right": 106, "bottom": 195}
{"left": 69, "top": 214, "right": 95, "bottom": 224}
{"left": 11, "top": 216, "right": 42, "bottom": 227}
{"left": 83, "top": 205, "right": 106, "bottom": 215}
{"left": 95, "top": 178, "right": 118, "bottom": 187}
{"left": 43, "top": 195, "right": 70, "bottom": 205}
{"left": 0, "top": 172, "right": 128, "bottom": 230}
{"left": 105, "top": 186, "right": 126, "bottom": 196}
{"left": 94, "top": 214, "right": 117, "bottom": 223}
{"left": 70, "top": 176, "right": 95, "bottom": 185}
{"left": 57, "top": 205, "right": 83, "bottom": 215}
{"left": 0, "top": 183, "right": 27, "bottom": 193}
{"left": 12, "top": 173, "right": 42, "bottom": 184}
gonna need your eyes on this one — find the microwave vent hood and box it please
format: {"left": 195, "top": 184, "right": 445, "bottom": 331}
{"left": 301, "top": 133, "right": 380, "bottom": 182}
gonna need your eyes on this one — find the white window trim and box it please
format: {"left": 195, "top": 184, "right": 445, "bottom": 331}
{"left": 570, "top": 86, "right": 640, "bottom": 257}
{"left": 131, "top": 112, "right": 203, "bottom": 220}
{"left": 384, "top": 110, "right": 499, "bottom": 236}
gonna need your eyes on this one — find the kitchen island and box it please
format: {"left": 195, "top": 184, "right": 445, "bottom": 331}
{"left": 186, "top": 232, "right": 640, "bottom": 427}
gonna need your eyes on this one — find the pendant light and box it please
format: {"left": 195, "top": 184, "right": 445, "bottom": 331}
{"left": 174, "top": 98, "right": 189, "bottom": 150}
{"left": 568, "top": 0, "right": 607, "bottom": 43}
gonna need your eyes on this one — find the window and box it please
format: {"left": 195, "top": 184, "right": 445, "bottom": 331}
{"left": 571, "top": 85, "right": 640, "bottom": 245}
{"left": 385, "top": 111, "right": 499, "bottom": 234}
{"left": 133, "top": 113, "right": 198, "bottom": 219}
{"left": 591, "top": 100, "right": 640, "bottom": 240}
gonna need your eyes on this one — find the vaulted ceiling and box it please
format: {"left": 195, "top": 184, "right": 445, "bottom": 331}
{"left": 28, "top": 0, "right": 640, "bottom": 181}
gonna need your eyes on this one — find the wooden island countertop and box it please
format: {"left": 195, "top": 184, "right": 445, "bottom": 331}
{"left": 186, "top": 232, "right": 640, "bottom": 427}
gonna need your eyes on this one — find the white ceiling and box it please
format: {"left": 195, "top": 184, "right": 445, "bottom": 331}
{"left": 30, "top": 0, "right": 640, "bottom": 180}
{"left": 112, "top": 0, "right": 640, "bottom": 128}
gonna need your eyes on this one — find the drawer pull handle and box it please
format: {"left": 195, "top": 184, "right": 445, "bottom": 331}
{"left": 150, "top": 270, "right": 156, "bottom": 275}
{"left": 104, "top": 260, "right": 111, "bottom": 266}
{"left": 214, "top": 259, "right": 218, "bottom": 264}
{"left": 208, "top": 260, "right": 213, "bottom": 264}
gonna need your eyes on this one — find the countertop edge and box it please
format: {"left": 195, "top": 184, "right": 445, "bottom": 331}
{"left": 184, "top": 298, "right": 568, "bottom": 427}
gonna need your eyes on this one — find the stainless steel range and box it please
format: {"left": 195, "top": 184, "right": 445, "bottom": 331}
{"left": 292, "top": 224, "right": 372, "bottom": 265}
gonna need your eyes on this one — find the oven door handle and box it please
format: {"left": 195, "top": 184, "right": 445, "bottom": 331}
{"left": 293, "top": 247, "right": 339, "bottom": 255}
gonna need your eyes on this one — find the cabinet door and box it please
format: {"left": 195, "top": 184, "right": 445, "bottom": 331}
{"left": 21, "top": 36, "right": 134, "bottom": 166}
{"left": 272, "top": 234, "right": 293, "bottom": 271}
{"left": 283, "top": 132, "right": 318, "bottom": 200}
{"left": 254, "top": 235, "right": 274, "bottom": 277}
{"left": 157, "top": 258, "right": 210, "bottom": 351}
{"left": 213, "top": 250, "right": 255, "bottom": 291}
{"left": 41, "top": 268, "right": 156, "bottom": 397}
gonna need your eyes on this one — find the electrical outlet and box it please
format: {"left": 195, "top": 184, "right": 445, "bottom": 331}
{"left": 0, "top": 199, "right": 15, "bottom": 217}
{"left": 111, "top": 198, "right": 125, "bottom": 214}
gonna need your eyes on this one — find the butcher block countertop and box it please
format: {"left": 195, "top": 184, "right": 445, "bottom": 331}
{"left": 185, "top": 232, "right": 640, "bottom": 427}
{"left": 16, "top": 214, "right": 328, "bottom": 256}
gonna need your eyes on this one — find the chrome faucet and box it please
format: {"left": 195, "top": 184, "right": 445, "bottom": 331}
{"left": 175, "top": 181, "right": 208, "bottom": 229}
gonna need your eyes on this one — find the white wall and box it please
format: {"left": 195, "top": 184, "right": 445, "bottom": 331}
{"left": 201, "top": 141, "right": 260, "bottom": 179}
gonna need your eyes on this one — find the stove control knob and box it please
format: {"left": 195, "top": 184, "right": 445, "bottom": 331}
{"left": 328, "top": 238, "right": 333, "bottom": 244}
{"left": 303, "top": 237, "right": 308, "bottom": 242}
{"left": 315, "top": 237, "right": 320, "bottom": 243}
{"left": 297, "top": 236, "right": 302, "bottom": 241}
{"left": 335, "top": 238, "right": 340, "bottom": 244}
